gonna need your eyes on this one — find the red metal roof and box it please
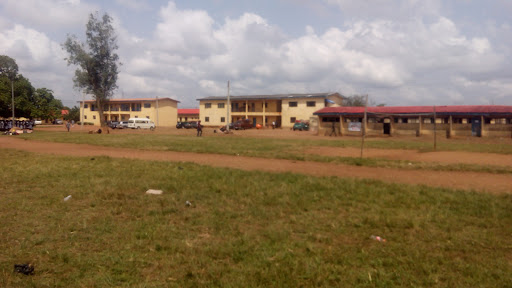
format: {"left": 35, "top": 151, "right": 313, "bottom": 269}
{"left": 315, "top": 105, "right": 512, "bottom": 116}
{"left": 178, "top": 109, "right": 199, "bottom": 115}
{"left": 61, "top": 109, "right": 69, "bottom": 115}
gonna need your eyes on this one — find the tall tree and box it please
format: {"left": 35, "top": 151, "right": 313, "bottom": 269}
{"left": 65, "top": 106, "right": 81, "bottom": 122}
{"left": 62, "top": 12, "right": 120, "bottom": 127}
{"left": 32, "top": 88, "right": 63, "bottom": 121}
{"left": 0, "top": 55, "right": 19, "bottom": 120}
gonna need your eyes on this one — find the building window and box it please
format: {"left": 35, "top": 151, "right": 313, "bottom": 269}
{"left": 103, "top": 104, "right": 109, "bottom": 111}
{"left": 290, "top": 117, "right": 296, "bottom": 123}
{"left": 84, "top": 115, "right": 87, "bottom": 119}
{"left": 144, "top": 103, "right": 151, "bottom": 108}
{"left": 93, "top": 115, "right": 96, "bottom": 120}
{"left": 306, "top": 101, "right": 316, "bottom": 107}
{"left": 91, "top": 104, "right": 97, "bottom": 111}
{"left": 218, "top": 103, "right": 225, "bottom": 108}
{"left": 84, "top": 104, "right": 89, "bottom": 109}
{"left": 205, "top": 103, "right": 212, "bottom": 109}
{"left": 146, "top": 116, "right": 150, "bottom": 119}
{"left": 121, "top": 104, "right": 130, "bottom": 111}
{"left": 289, "top": 101, "right": 298, "bottom": 107}
{"left": 221, "top": 117, "right": 225, "bottom": 122}
{"left": 132, "top": 103, "right": 141, "bottom": 111}
{"left": 205, "top": 117, "right": 210, "bottom": 122}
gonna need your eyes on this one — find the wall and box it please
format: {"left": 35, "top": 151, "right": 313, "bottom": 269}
{"left": 281, "top": 98, "right": 324, "bottom": 128}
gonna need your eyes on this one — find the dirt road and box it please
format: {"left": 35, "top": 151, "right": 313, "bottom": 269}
{"left": 1, "top": 136, "right": 510, "bottom": 194}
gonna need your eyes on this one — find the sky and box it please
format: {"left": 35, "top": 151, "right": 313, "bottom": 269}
{"left": 1, "top": 0, "right": 511, "bottom": 108}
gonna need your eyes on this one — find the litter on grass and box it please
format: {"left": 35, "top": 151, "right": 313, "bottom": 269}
{"left": 370, "top": 235, "right": 386, "bottom": 242}
{"left": 146, "top": 189, "right": 163, "bottom": 195}
{"left": 63, "top": 195, "right": 72, "bottom": 201}
{"left": 14, "top": 263, "right": 34, "bottom": 275}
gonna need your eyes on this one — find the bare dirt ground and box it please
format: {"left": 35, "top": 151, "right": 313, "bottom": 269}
{"left": 2, "top": 125, "right": 511, "bottom": 194}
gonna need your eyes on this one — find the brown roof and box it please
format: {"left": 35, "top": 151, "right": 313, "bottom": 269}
{"left": 79, "top": 97, "right": 179, "bottom": 103}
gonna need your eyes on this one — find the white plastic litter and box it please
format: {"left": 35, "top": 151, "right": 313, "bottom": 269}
{"left": 146, "top": 189, "right": 163, "bottom": 195}
{"left": 63, "top": 195, "right": 72, "bottom": 201}
{"left": 185, "top": 200, "right": 192, "bottom": 206}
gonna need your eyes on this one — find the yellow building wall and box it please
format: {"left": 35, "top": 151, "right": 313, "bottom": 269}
{"left": 200, "top": 100, "right": 229, "bottom": 127}
{"left": 80, "top": 99, "right": 178, "bottom": 127}
{"left": 281, "top": 98, "right": 325, "bottom": 128}
{"left": 199, "top": 97, "right": 333, "bottom": 128}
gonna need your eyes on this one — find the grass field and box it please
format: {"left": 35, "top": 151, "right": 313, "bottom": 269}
{"left": 17, "top": 131, "right": 512, "bottom": 175}
{"left": 1, "top": 145, "right": 511, "bottom": 287}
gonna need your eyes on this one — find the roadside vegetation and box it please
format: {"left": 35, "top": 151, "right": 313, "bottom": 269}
{"left": 1, "top": 149, "right": 511, "bottom": 287}
{"left": 18, "top": 131, "right": 512, "bottom": 175}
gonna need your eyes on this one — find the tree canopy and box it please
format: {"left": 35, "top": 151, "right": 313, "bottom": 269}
{"left": 0, "top": 55, "right": 18, "bottom": 81}
{"left": 1, "top": 55, "right": 63, "bottom": 120}
{"left": 63, "top": 12, "right": 120, "bottom": 127}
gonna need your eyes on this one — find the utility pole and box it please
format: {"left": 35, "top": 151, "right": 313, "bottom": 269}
{"left": 11, "top": 80, "right": 15, "bottom": 125}
{"left": 360, "top": 94, "right": 368, "bottom": 158}
{"left": 433, "top": 105, "right": 437, "bottom": 150}
{"left": 156, "top": 96, "right": 159, "bottom": 127}
{"left": 81, "top": 91, "right": 85, "bottom": 129}
{"left": 227, "top": 80, "right": 230, "bottom": 132}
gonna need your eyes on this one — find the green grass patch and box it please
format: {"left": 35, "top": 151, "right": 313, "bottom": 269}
{"left": 17, "top": 131, "right": 512, "bottom": 175}
{"left": 1, "top": 149, "right": 511, "bottom": 287}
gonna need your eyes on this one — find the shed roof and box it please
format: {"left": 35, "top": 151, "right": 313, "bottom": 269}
{"left": 178, "top": 109, "right": 199, "bottom": 115}
{"left": 314, "top": 105, "right": 512, "bottom": 117}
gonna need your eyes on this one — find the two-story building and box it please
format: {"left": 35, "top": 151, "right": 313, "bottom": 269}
{"left": 197, "top": 92, "right": 343, "bottom": 128}
{"left": 79, "top": 97, "right": 179, "bottom": 127}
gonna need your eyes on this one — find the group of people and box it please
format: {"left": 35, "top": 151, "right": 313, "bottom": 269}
{"left": 0, "top": 120, "right": 35, "bottom": 132}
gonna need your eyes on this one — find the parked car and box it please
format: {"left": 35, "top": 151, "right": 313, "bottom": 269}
{"left": 176, "top": 121, "right": 188, "bottom": 129}
{"left": 128, "top": 118, "right": 155, "bottom": 130}
{"left": 233, "top": 119, "right": 253, "bottom": 130}
{"left": 184, "top": 121, "right": 198, "bottom": 129}
{"left": 293, "top": 121, "right": 309, "bottom": 131}
{"left": 108, "top": 121, "right": 120, "bottom": 129}
{"left": 53, "top": 119, "right": 63, "bottom": 125}
{"left": 118, "top": 121, "right": 129, "bottom": 128}
{"left": 34, "top": 120, "right": 42, "bottom": 125}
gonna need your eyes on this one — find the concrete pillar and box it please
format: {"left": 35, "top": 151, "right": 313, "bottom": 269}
{"left": 262, "top": 100, "right": 266, "bottom": 127}
{"left": 448, "top": 115, "right": 453, "bottom": 138}
{"left": 339, "top": 116, "right": 344, "bottom": 136}
{"left": 481, "top": 115, "right": 485, "bottom": 137}
{"left": 418, "top": 115, "right": 422, "bottom": 136}
{"left": 390, "top": 117, "right": 394, "bottom": 136}
{"left": 245, "top": 100, "right": 248, "bottom": 119}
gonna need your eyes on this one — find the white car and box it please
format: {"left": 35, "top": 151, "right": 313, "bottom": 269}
{"left": 127, "top": 118, "right": 155, "bottom": 130}
{"left": 34, "top": 120, "right": 42, "bottom": 125}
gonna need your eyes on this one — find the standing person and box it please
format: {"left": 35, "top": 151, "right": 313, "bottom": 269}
{"left": 196, "top": 120, "right": 202, "bottom": 137}
{"left": 66, "top": 121, "right": 71, "bottom": 132}
{"left": 329, "top": 121, "right": 337, "bottom": 136}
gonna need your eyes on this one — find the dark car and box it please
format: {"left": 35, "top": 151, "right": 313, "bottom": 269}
{"left": 108, "top": 121, "right": 121, "bottom": 129}
{"left": 233, "top": 119, "right": 253, "bottom": 130}
{"left": 176, "top": 121, "right": 188, "bottom": 129}
{"left": 292, "top": 121, "right": 309, "bottom": 131}
{"left": 184, "top": 121, "right": 200, "bottom": 129}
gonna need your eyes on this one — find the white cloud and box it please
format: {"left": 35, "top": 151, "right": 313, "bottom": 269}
{"left": 1, "top": 0, "right": 510, "bottom": 108}
{"left": 115, "top": 0, "right": 151, "bottom": 11}
{"left": 0, "top": 0, "right": 97, "bottom": 31}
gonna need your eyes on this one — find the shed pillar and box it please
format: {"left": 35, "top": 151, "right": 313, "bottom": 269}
{"left": 448, "top": 115, "right": 453, "bottom": 138}
{"left": 418, "top": 115, "right": 422, "bottom": 137}
{"left": 390, "top": 116, "right": 394, "bottom": 136}
{"left": 481, "top": 115, "right": 485, "bottom": 137}
{"left": 339, "top": 116, "right": 344, "bottom": 136}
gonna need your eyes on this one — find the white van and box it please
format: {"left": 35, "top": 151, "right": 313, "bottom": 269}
{"left": 128, "top": 118, "right": 155, "bottom": 130}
